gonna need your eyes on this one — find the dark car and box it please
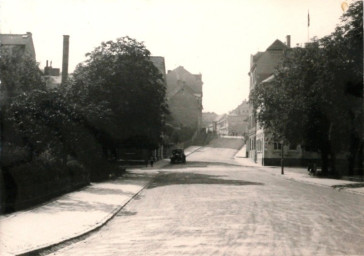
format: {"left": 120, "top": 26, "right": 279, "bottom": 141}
{"left": 170, "top": 149, "right": 186, "bottom": 164}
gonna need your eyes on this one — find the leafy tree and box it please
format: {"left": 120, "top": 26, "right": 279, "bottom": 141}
{"left": 0, "top": 48, "right": 45, "bottom": 104}
{"left": 69, "top": 36, "right": 168, "bottom": 154}
{"left": 1, "top": 47, "right": 46, "bottom": 163}
{"left": 250, "top": 0, "right": 363, "bottom": 175}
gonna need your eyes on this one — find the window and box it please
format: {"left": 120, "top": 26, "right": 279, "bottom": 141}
{"left": 274, "top": 142, "right": 282, "bottom": 150}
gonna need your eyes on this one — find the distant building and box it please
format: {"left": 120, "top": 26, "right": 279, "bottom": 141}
{"left": 202, "top": 112, "right": 218, "bottom": 130}
{"left": 0, "top": 32, "right": 36, "bottom": 59}
{"left": 228, "top": 100, "right": 249, "bottom": 136}
{"left": 214, "top": 114, "right": 228, "bottom": 136}
{"left": 166, "top": 66, "right": 203, "bottom": 130}
{"left": 43, "top": 60, "right": 62, "bottom": 88}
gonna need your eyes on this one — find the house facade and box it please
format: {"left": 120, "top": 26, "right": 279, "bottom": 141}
{"left": 248, "top": 38, "right": 289, "bottom": 163}
{"left": 166, "top": 66, "right": 203, "bottom": 130}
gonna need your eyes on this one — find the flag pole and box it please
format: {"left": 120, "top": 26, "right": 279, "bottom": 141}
{"left": 307, "top": 10, "right": 310, "bottom": 42}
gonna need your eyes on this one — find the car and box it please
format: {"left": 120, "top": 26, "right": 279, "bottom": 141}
{"left": 170, "top": 148, "right": 186, "bottom": 164}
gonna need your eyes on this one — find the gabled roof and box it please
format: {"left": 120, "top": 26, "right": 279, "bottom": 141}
{"left": 266, "top": 39, "right": 287, "bottom": 51}
{"left": 166, "top": 66, "right": 203, "bottom": 95}
{"left": 251, "top": 39, "right": 287, "bottom": 83}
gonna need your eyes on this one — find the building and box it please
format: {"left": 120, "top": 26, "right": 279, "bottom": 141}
{"left": 166, "top": 66, "right": 203, "bottom": 130}
{"left": 0, "top": 32, "right": 38, "bottom": 104}
{"left": 0, "top": 32, "right": 36, "bottom": 59}
{"left": 227, "top": 114, "right": 247, "bottom": 136}
{"left": 43, "top": 60, "right": 62, "bottom": 88}
{"left": 228, "top": 100, "right": 249, "bottom": 136}
{"left": 214, "top": 114, "right": 228, "bottom": 136}
{"left": 202, "top": 112, "right": 218, "bottom": 132}
{"left": 247, "top": 36, "right": 291, "bottom": 164}
{"left": 247, "top": 35, "right": 321, "bottom": 166}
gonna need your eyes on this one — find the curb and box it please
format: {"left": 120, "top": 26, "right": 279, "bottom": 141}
{"left": 15, "top": 173, "right": 157, "bottom": 256}
{"left": 185, "top": 146, "right": 203, "bottom": 156}
{"left": 233, "top": 156, "right": 364, "bottom": 196}
{"left": 255, "top": 166, "right": 364, "bottom": 196}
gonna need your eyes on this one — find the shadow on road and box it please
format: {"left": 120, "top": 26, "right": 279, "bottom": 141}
{"left": 163, "top": 161, "right": 241, "bottom": 169}
{"left": 147, "top": 172, "right": 264, "bottom": 189}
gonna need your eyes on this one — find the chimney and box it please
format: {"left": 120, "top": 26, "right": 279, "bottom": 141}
{"left": 61, "top": 35, "right": 70, "bottom": 85}
{"left": 46, "top": 60, "right": 48, "bottom": 67}
{"left": 286, "top": 35, "right": 291, "bottom": 48}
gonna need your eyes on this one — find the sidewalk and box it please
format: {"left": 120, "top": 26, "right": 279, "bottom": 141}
{"left": 0, "top": 159, "right": 169, "bottom": 256}
{"left": 234, "top": 146, "right": 364, "bottom": 196}
{"left": 0, "top": 146, "right": 201, "bottom": 256}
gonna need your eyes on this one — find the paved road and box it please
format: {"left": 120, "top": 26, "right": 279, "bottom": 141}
{"left": 45, "top": 139, "right": 364, "bottom": 256}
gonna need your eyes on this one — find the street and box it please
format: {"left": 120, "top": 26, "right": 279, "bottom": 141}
{"left": 45, "top": 138, "right": 364, "bottom": 256}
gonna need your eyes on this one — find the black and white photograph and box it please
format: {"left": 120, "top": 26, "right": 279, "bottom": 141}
{"left": 0, "top": 0, "right": 363, "bottom": 255}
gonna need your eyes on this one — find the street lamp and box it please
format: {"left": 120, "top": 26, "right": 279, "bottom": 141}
{"left": 280, "top": 140, "right": 284, "bottom": 175}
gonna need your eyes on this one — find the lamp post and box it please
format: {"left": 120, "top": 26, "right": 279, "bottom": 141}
{"left": 281, "top": 140, "right": 284, "bottom": 175}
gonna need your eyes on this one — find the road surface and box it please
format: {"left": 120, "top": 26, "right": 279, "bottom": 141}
{"left": 45, "top": 138, "right": 364, "bottom": 256}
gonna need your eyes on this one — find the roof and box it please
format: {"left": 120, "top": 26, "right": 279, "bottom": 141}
{"left": 0, "top": 32, "right": 36, "bottom": 59}
{"left": 266, "top": 39, "right": 288, "bottom": 51}
{"left": 166, "top": 66, "right": 203, "bottom": 98}
{"left": 250, "top": 39, "right": 287, "bottom": 83}
{"left": 214, "top": 114, "right": 227, "bottom": 122}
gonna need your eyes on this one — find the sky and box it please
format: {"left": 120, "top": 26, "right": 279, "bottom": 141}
{"left": 0, "top": 0, "right": 346, "bottom": 114}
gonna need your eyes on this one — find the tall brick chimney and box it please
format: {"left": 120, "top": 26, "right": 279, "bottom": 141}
{"left": 286, "top": 35, "right": 291, "bottom": 48}
{"left": 61, "top": 35, "right": 70, "bottom": 85}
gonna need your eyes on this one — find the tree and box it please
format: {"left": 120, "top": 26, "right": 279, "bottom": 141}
{"left": 0, "top": 48, "right": 45, "bottom": 104}
{"left": 69, "top": 36, "right": 168, "bottom": 154}
{"left": 250, "top": 0, "right": 363, "bottom": 175}
{"left": 1, "top": 47, "right": 46, "bottom": 163}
